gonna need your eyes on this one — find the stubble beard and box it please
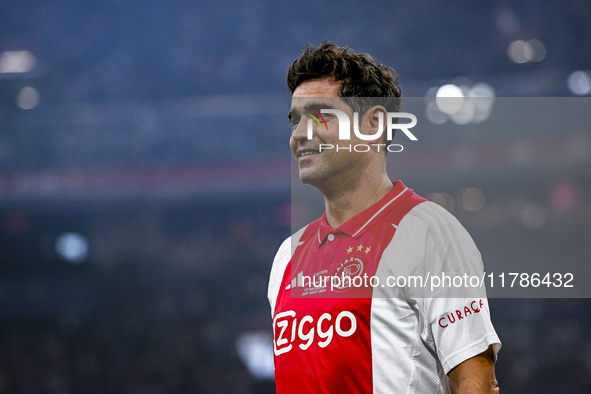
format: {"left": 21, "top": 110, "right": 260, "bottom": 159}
{"left": 297, "top": 151, "right": 358, "bottom": 189}
{"left": 298, "top": 160, "right": 329, "bottom": 185}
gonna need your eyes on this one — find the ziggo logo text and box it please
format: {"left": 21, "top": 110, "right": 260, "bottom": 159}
{"left": 273, "top": 310, "right": 357, "bottom": 356}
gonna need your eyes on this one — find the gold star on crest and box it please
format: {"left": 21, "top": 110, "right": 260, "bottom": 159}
{"left": 346, "top": 246, "right": 353, "bottom": 254}
{"left": 364, "top": 246, "right": 371, "bottom": 254}
{"left": 356, "top": 244, "right": 364, "bottom": 252}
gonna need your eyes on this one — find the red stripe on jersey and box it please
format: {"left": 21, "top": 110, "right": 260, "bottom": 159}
{"left": 273, "top": 181, "right": 426, "bottom": 393}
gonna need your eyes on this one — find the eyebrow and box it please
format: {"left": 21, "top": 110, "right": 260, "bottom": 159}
{"left": 287, "top": 102, "right": 334, "bottom": 120}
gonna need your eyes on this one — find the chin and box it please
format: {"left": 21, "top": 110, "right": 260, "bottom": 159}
{"left": 298, "top": 172, "right": 315, "bottom": 185}
{"left": 298, "top": 169, "right": 323, "bottom": 185}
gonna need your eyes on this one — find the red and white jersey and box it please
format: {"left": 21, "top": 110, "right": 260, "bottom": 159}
{"left": 268, "top": 181, "right": 501, "bottom": 394}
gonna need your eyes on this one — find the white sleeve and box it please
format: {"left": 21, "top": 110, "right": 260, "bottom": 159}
{"left": 267, "top": 226, "right": 307, "bottom": 317}
{"left": 397, "top": 201, "right": 501, "bottom": 374}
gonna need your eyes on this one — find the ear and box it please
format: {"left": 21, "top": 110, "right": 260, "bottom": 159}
{"left": 363, "top": 106, "right": 388, "bottom": 144}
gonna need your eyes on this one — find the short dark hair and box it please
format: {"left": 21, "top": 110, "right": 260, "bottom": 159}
{"left": 287, "top": 41, "right": 402, "bottom": 116}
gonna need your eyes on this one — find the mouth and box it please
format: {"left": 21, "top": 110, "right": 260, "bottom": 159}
{"left": 296, "top": 148, "right": 321, "bottom": 159}
{"left": 298, "top": 150, "right": 320, "bottom": 158}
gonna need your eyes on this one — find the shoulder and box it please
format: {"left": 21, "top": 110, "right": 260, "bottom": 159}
{"left": 273, "top": 224, "right": 309, "bottom": 260}
{"left": 400, "top": 200, "right": 466, "bottom": 235}
{"left": 401, "top": 201, "right": 478, "bottom": 251}
{"left": 393, "top": 200, "right": 483, "bottom": 273}
{"left": 267, "top": 225, "right": 308, "bottom": 315}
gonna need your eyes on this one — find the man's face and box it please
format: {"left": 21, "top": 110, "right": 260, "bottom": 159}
{"left": 289, "top": 79, "right": 378, "bottom": 187}
{"left": 289, "top": 79, "right": 382, "bottom": 187}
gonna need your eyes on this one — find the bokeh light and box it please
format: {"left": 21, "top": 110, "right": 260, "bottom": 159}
{"left": 17, "top": 87, "right": 40, "bottom": 110}
{"left": 457, "top": 187, "right": 486, "bottom": 212}
{"left": 567, "top": 71, "right": 591, "bottom": 95}
{"left": 0, "top": 50, "right": 36, "bottom": 73}
{"left": 55, "top": 232, "right": 89, "bottom": 264}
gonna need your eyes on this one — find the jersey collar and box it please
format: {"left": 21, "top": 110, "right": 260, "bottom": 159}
{"left": 316, "top": 181, "right": 411, "bottom": 246}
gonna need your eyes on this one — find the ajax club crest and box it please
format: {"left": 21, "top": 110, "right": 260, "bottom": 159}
{"left": 332, "top": 256, "right": 365, "bottom": 292}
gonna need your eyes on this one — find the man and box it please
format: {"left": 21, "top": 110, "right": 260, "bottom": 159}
{"left": 268, "top": 41, "right": 501, "bottom": 393}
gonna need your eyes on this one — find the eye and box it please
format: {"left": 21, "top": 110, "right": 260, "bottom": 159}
{"left": 290, "top": 116, "right": 301, "bottom": 128}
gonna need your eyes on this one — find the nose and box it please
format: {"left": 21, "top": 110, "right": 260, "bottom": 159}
{"left": 291, "top": 117, "right": 311, "bottom": 143}
{"left": 290, "top": 117, "right": 313, "bottom": 154}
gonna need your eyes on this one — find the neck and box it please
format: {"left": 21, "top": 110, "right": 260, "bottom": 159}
{"left": 320, "top": 170, "right": 393, "bottom": 229}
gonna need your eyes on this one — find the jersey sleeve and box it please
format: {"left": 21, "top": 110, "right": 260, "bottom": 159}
{"left": 268, "top": 235, "right": 292, "bottom": 317}
{"left": 397, "top": 201, "right": 502, "bottom": 375}
{"left": 267, "top": 226, "right": 308, "bottom": 317}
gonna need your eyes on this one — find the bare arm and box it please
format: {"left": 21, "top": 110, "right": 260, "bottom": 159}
{"left": 448, "top": 345, "right": 499, "bottom": 394}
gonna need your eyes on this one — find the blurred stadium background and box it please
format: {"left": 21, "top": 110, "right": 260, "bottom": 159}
{"left": 0, "top": 1, "right": 590, "bottom": 393}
